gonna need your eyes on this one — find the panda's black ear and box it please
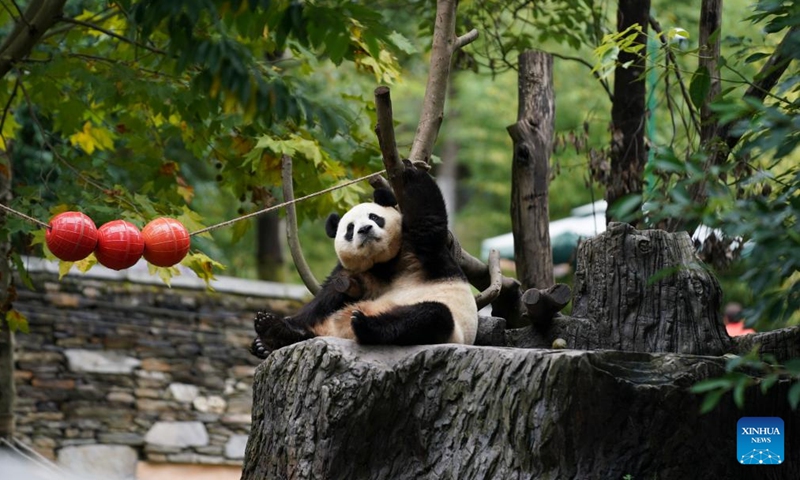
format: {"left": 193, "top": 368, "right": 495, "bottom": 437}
{"left": 325, "top": 213, "right": 341, "bottom": 239}
{"left": 373, "top": 188, "right": 397, "bottom": 207}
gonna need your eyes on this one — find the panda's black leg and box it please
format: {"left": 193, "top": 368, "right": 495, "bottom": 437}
{"left": 250, "top": 312, "right": 315, "bottom": 358}
{"left": 351, "top": 302, "right": 454, "bottom": 345}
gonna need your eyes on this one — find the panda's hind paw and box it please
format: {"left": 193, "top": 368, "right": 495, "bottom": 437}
{"left": 351, "top": 310, "right": 385, "bottom": 345}
{"left": 254, "top": 311, "right": 281, "bottom": 336}
{"left": 253, "top": 311, "right": 313, "bottom": 351}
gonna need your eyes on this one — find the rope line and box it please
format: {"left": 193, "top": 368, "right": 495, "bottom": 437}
{"left": 0, "top": 202, "right": 51, "bottom": 229}
{"left": 0, "top": 169, "right": 387, "bottom": 235}
{"left": 189, "top": 169, "right": 386, "bottom": 236}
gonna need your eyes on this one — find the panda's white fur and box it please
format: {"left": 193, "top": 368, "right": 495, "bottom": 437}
{"left": 334, "top": 202, "right": 402, "bottom": 273}
{"left": 312, "top": 251, "right": 478, "bottom": 344}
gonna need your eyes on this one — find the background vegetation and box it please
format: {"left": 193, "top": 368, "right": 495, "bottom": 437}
{"left": 0, "top": 0, "right": 797, "bottom": 334}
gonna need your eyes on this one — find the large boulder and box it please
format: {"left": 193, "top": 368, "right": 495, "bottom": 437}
{"left": 242, "top": 338, "right": 799, "bottom": 480}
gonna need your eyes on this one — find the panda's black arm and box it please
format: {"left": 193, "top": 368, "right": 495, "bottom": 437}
{"left": 400, "top": 164, "right": 449, "bottom": 254}
{"left": 287, "top": 263, "right": 356, "bottom": 329}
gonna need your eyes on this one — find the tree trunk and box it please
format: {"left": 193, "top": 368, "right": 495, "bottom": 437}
{"left": 606, "top": 0, "right": 650, "bottom": 224}
{"left": 256, "top": 212, "right": 284, "bottom": 282}
{"left": 699, "top": 0, "right": 723, "bottom": 146}
{"left": 437, "top": 76, "right": 459, "bottom": 230}
{"left": 508, "top": 50, "right": 555, "bottom": 290}
{"left": 0, "top": 155, "right": 14, "bottom": 440}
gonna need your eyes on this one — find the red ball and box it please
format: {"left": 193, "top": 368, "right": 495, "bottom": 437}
{"left": 95, "top": 220, "right": 145, "bottom": 270}
{"left": 142, "top": 218, "right": 191, "bottom": 267}
{"left": 45, "top": 212, "right": 99, "bottom": 262}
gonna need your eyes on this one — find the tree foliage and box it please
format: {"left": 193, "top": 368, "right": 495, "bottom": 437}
{"left": 0, "top": 0, "right": 416, "bottom": 303}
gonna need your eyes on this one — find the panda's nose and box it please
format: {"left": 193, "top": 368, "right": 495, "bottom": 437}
{"left": 358, "top": 225, "right": 373, "bottom": 235}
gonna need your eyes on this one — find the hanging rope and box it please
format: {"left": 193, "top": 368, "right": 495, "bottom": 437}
{"left": 0, "top": 169, "right": 388, "bottom": 235}
{"left": 189, "top": 169, "right": 387, "bottom": 236}
{"left": 0, "top": 203, "right": 51, "bottom": 229}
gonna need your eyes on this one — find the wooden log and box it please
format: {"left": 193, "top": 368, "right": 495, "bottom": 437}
{"left": 521, "top": 283, "right": 571, "bottom": 328}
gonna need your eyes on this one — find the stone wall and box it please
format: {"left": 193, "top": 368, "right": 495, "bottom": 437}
{"left": 12, "top": 258, "right": 306, "bottom": 479}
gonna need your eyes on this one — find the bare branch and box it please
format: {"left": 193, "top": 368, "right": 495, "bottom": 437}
{"left": 281, "top": 155, "right": 321, "bottom": 295}
{"left": 549, "top": 51, "right": 613, "bottom": 102}
{"left": 0, "top": 0, "right": 23, "bottom": 24}
{"left": 42, "top": 8, "right": 117, "bottom": 40}
{"left": 475, "top": 249, "right": 501, "bottom": 309}
{"left": 367, "top": 175, "right": 392, "bottom": 192}
{"left": 717, "top": 24, "right": 800, "bottom": 158}
{"left": 455, "top": 29, "right": 479, "bottom": 50}
{"left": 0, "top": 78, "right": 19, "bottom": 147}
{"left": 59, "top": 17, "right": 166, "bottom": 55}
{"left": 649, "top": 16, "right": 701, "bottom": 134}
{"left": 0, "top": 0, "right": 67, "bottom": 79}
{"left": 408, "top": 0, "right": 467, "bottom": 164}
{"left": 373, "top": 86, "right": 405, "bottom": 207}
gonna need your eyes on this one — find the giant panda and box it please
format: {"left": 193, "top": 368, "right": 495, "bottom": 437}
{"left": 250, "top": 161, "right": 478, "bottom": 358}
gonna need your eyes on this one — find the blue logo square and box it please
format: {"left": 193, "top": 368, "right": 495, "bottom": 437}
{"left": 737, "top": 417, "right": 784, "bottom": 465}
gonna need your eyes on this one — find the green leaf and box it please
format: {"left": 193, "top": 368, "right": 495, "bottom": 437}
{"left": 11, "top": 253, "right": 34, "bottom": 291}
{"left": 760, "top": 374, "right": 779, "bottom": 395}
{"left": 230, "top": 217, "right": 252, "bottom": 244}
{"left": 58, "top": 261, "right": 74, "bottom": 279}
{"left": 5, "top": 309, "right": 29, "bottom": 334}
{"left": 733, "top": 376, "right": 749, "bottom": 409}
{"left": 388, "top": 31, "right": 416, "bottom": 54}
{"left": 691, "top": 377, "right": 733, "bottom": 394}
{"left": 789, "top": 382, "right": 800, "bottom": 410}
{"left": 667, "top": 27, "right": 689, "bottom": 41}
{"left": 700, "top": 389, "right": 725, "bottom": 414}
{"left": 182, "top": 252, "right": 224, "bottom": 287}
{"left": 783, "top": 359, "right": 800, "bottom": 376}
{"left": 744, "top": 52, "right": 770, "bottom": 64}
{"left": 607, "top": 194, "right": 641, "bottom": 222}
{"left": 689, "top": 65, "right": 711, "bottom": 109}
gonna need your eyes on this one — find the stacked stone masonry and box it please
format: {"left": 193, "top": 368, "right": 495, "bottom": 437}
{"left": 13, "top": 263, "right": 306, "bottom": 474}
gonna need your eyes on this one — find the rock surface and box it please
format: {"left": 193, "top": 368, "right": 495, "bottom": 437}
{"left": 242, "top": 338, "right": 799, "bottom": 480}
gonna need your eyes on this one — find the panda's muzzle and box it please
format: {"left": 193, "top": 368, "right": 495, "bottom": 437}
{"left": 357, "top": 224, "right": 381, "bottom": 245}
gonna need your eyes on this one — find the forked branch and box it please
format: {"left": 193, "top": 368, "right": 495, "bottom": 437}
{"left": 407, "top": 0, "right": 478, "bottom": 165}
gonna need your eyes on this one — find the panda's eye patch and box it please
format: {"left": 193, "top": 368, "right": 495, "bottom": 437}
{"left": 345, "top": 223, "right": 354, "bottom": 241}
{"left": 368, "top": 213, "right": 385, "bottom": 228}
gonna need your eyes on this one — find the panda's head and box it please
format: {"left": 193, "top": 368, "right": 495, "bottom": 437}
{"left": 325, "top": 188, "right": 401, "bottom": 273}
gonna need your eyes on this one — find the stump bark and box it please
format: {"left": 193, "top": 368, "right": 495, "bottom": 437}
{"left": 569, "top": 222, "right": 730, "bottom": 355}
{"left": 242, "top": 338, "right": 800, "bottom": 480}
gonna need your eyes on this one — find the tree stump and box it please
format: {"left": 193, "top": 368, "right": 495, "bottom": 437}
{"left": 241, "top": 338, "right": 800, "bottom": 480}
{"left": 569, "top": 222, "right": 730, "bottom": 355}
